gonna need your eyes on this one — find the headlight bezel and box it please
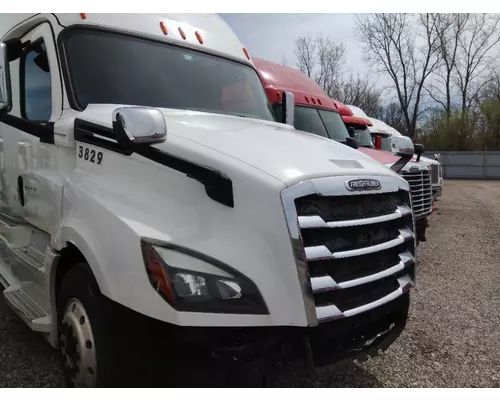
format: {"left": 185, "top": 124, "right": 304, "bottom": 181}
{"left": 140, "top": 238, "right": 269, "bottom": 315}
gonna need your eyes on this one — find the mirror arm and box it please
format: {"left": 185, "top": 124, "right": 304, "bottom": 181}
{"left": 390, "top": 154, "right": 412, "bottom": 174}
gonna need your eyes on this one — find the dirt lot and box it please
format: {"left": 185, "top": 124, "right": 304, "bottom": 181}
{"left": 1, "top": 180, "right": 499, "bottom": 387}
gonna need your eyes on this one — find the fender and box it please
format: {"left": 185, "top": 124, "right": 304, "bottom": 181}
{"left": 53, "top": 223, "right": 111, "bottom": 297}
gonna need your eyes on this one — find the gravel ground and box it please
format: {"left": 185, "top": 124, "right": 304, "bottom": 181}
{"left": 1, "top": 180, "right": 499, "bottom": 387}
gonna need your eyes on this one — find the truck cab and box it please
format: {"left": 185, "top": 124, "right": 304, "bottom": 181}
{"left": 371, "top": 123, "right": 443, "bottom": 201}
{"left": 345, "top": 107, "right": 434, "bottom": 242}
{"left": 1, "top": 14, "right": 417, "bottom": 387}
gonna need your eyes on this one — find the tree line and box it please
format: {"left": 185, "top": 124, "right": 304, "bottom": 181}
{"left": 291, "top": 13, "right": 500, "bottom": 151}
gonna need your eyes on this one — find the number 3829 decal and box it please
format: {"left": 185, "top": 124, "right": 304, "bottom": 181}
{"left": 78, "top": 145, "right": 103, "bottom": 165}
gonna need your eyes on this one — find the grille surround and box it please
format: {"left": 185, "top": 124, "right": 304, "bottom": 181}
{"left": 401, "top": 166, "right": 433, "bottom": 218}
{"left": 281, "top": 175, "right": 416, "bottom": 326}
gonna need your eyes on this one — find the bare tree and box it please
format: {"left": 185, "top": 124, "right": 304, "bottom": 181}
{"left": 455, "top": 13, "right": 500, "bottom": 114}
{"left": 294, "top": 33, "right": 316, "bottom": 78}
{"left": 355, "top": 13, "right": 441, "bottom": 138}
{"left": 381, "top": 102, "right": 407, "bottom": 134}
{"left": 337, "top": 72, "right": 383, "bottom": 117}
{"left": 425, "top": 14, "right": 469, "bottom": 115}
{"left": 294, "top": 33, "right": 346, "bottom": 98}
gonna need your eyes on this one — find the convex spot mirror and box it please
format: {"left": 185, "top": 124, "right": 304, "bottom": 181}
{"left": 414, "top": 143, "right": 425, "bottom": 162}
{"left": 112, "top": 106, "right": 167, "bottom": 151}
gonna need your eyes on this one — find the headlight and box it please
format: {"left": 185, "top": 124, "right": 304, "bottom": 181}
{"left": 141, "top": 239, "right": 268, "bottom": 315}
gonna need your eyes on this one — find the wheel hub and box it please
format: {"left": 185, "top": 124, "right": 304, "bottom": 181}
{"left": 60, "top": 298, "right": 97, "bottom": 388}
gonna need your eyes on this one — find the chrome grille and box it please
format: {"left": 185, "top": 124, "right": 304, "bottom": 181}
{"left": 282, "top": 176, "right": 416, "bottom": 326}
{"left": 402, "top": 169, "right": 432, "bottom": 218}
{"left": 430, "top": 164, "right": 439, "bottom": 184}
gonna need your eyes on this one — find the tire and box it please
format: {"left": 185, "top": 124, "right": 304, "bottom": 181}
{"left": 57, "top": 263, "right": 159, "bottom": 387}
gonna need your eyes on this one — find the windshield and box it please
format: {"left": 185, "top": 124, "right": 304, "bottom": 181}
{"left": 353, "top": 127, "right": 374, "bottom": 148}
{"left": 371, "top": 133, "right": 392, "bottom": 151}
{"left": 380, "top": 135, "right": 393, "bottom": 151}
{"left": 272, "top": 104, "right": 350, "bottom": 142}
{"left": 61, "top": 28, "right": 275, "bottom": 121}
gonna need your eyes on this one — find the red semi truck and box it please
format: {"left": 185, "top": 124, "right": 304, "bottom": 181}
{"left": 254, "top": 57, "right": 431, "bottom": 243}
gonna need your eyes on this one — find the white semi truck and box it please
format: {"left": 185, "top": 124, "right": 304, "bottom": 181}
{"left": 347, "top": 106, "right": 434, "bottom": 242}
{"left": 1, "top": 13, "right": 417, "bottom": 387}
{"left": 347, "top": 106, "right": 443, "bottom": 201}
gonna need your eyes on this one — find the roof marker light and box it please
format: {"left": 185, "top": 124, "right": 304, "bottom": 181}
{"left": 178, "top": 27, "right": 186, "bottom": 40}
{"left": 195, "top": 31, "right": 204, "bottom": 44}
{"left": 305, "top": 96, "right": 310, "bottom": 103}
{"left": 80, "top": 13, "right": 87, "bottom": 19}
{"left": 318, "top": 99, "right": 322, "bottom": 105}
{"left": 160, "top": 21, "right": 168, "bottom": 35}
{"left": 243, "top": 48, "right": 250, "bottom": 60}
{"left": 311, "top": 98, "right": 316, "bottom": 104}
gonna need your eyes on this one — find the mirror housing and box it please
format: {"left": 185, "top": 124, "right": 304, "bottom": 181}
{"left": 0, "top": 42, "right": 12, "bottom": 113}
{"left": 112, "top": 106, "right": 167, "bottom": 151}
{"left": 281, "top": 91, "right": 295, "bottom": 126}
{"left": 389, "top": 135, "right": 415, "bottom": 174}
{"left": 347, "top": 126, "right": 355, "bottom": 138}
{"left": 414, "top": 143, "right": 425, "bottom": 162}
{"left": 390, "top": 135, "right": 415, "bottom": 157}
{"left": 345, "top": 136, "right": 359, "bottom": 149}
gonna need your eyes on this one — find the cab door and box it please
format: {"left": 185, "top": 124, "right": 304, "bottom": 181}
{"left": 0, "top": 21, "right": 62, "bottom": 223}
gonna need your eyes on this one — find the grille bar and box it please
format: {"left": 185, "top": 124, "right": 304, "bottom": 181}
{"left": 311, "top": 250, "right": 413, "bottom": 293}
{"left": 402, "top": 169, "right": 433, "bottom": 218}
{"left": 281, "top": 175, "right": 415, "bottom": 326}
{"left": 305, "top": 228, "right": 413, "bottom": 261}
{"left": 299, "top": 205, "right": 411, "bottom": 229}
{"left": 315, "top": 275, "right": 414, "bottom": 323}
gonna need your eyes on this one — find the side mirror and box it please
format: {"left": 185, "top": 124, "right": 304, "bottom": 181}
{"left": 389, "top": 135, "right": 415, "bottom": 174}
{"left": 347, "top": 126, "right": 355, "bottom": 138}
{"left": 281, "top": 91, "right": 295, "bottom": 126}
{"left": 414, "top": 143, "right": 425, "bottom": 162}
{"left": 345, "top": 136, "right": 359, "bottom": 149}
{"left": 390, "top": 135, "right": 414, "bottom": 157}
{"left": 112, "top": 106, "right": 167, "bottom": 151}
{"left": 0, "top": 42, "right": 12, "bottom": 113}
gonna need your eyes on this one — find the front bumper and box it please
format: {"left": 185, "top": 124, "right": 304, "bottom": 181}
{"left": 164, "top": 293, "right": 410, "bottom": 374}
{"left": 415, "top": 217, "right": 429, "bottom": 244}
{"left": 433, "top": 185, "right": 443, "bottom": 200}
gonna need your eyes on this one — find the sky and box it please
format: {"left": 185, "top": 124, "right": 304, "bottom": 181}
{"left": 220, "top": 13, "right": 370, "bottom": 78}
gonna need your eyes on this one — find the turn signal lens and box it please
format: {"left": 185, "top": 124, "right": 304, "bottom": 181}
{"left": 142, "top": 243, "right": 176, "bottom": 305}
{"left": 178, "top": 27, "right": 186, "bottom": 40}
{"left": 195, "top": 31, "right": 203, "bottom": 44}
{"left": 160, "top": 21, "right": 168, "bottom": 35}
{"left": 243, "top": 47, "right": 250, "bottom": 60}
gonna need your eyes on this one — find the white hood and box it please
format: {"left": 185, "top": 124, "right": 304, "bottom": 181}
{"left": 76, "top": 105, "right": 402, "bottom": 186}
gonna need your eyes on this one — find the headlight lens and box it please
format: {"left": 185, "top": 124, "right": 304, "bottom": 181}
{"left": 141, "top": 239, "right": 268, "bottom": 315}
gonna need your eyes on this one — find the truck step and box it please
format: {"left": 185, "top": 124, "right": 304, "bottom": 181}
{"left": 3, "top": 286, "right": 51, "bottom": 332}
{"left": 11, "top": 246, "right": 46, "bottom": 271}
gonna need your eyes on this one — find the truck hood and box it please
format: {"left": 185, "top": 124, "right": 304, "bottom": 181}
{"left": 419, "top": 155, "right": 440, "bottom": 165}
{"left": 357, "top": 147, "right": 400, "bottom": 165}
{"left": 77, "top": 105, "right": 401, "bottom": 185}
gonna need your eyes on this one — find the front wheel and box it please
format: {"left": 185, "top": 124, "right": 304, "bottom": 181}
{"left": 57, "top": 264, "right": 158, "bottom": 387}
